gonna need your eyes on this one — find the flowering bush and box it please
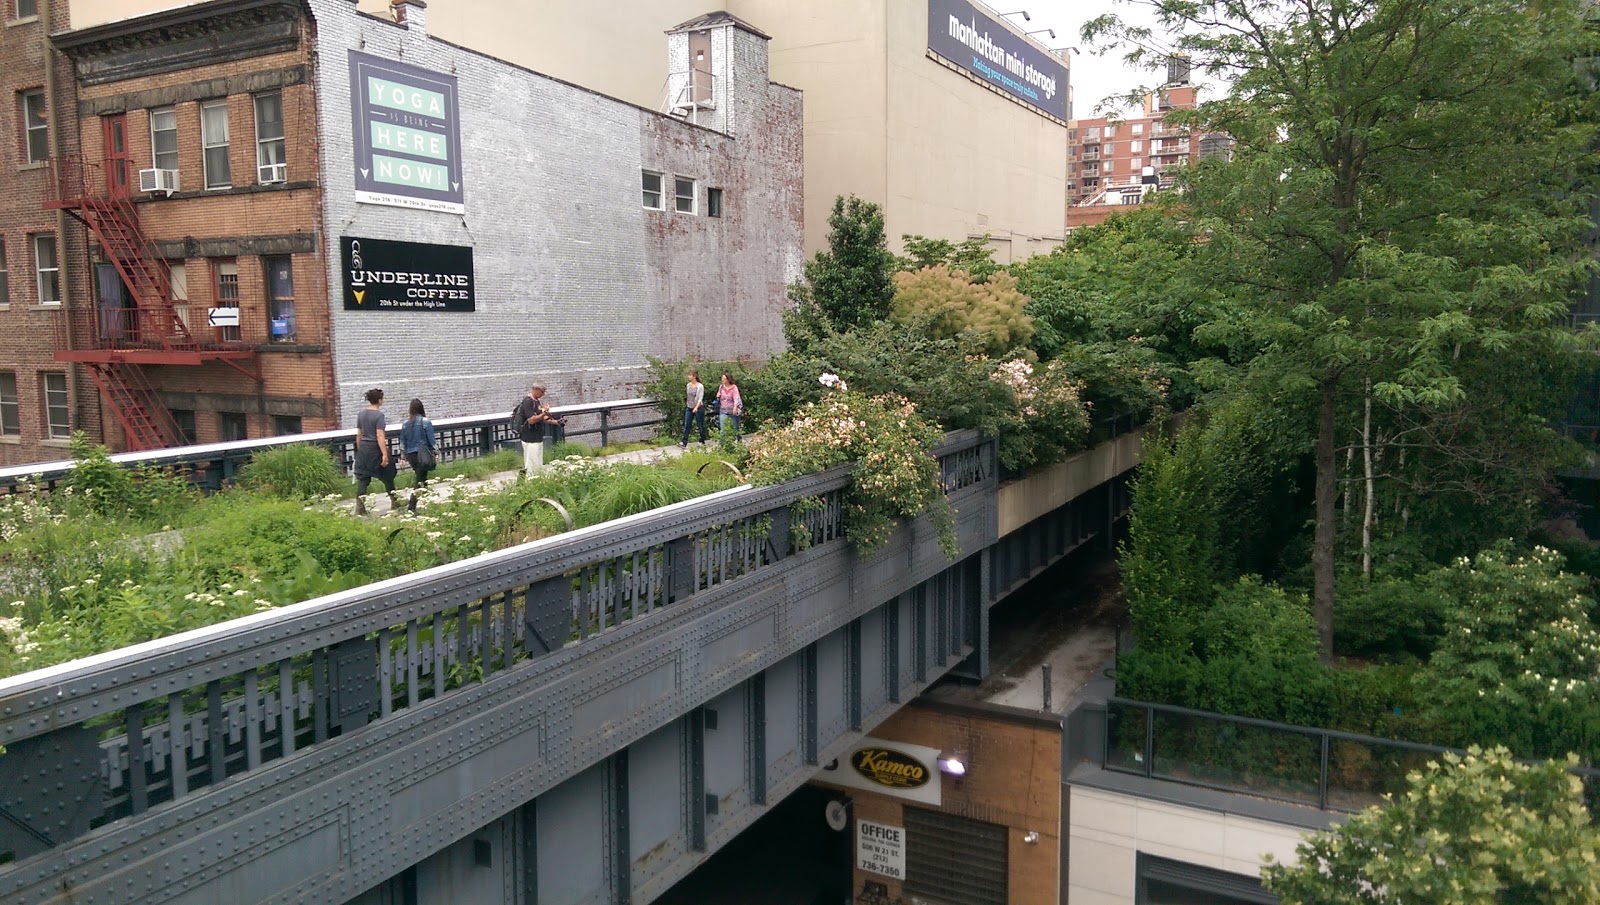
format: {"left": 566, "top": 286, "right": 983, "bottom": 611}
{"left": 986, "top": 356, "right": 1093, "bottom": 470}
{"left": 1416, "top": 546, "right": 1600, "bottom": 759}
{"left": 744, "top": 389, "right": 956, "bottom": 557}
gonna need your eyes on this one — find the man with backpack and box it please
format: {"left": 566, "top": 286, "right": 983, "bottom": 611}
{"left": 513, "top": 383, "right": 553, "bottom": 476}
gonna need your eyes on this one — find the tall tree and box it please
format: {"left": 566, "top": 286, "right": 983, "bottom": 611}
{"left": 786, "top": 195, "right": 896, "bottom": 346}
{"left": 1087, "top": 0, "right": 1600, "bottom": 656}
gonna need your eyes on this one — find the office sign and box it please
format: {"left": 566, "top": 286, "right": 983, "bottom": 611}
{"left": 341, "top": 236, "right": 475, "bottom": 312}
{"left": 857, "top": 819, "right": 906, "bottom": 880}
{"left": 815, "top": 737, "right": 942, "bottom": 805}
{"left": 927, "top": 0, "right": 1068, "bottom": 123}
{"left": 349, "top": 51, "right": 465, "bottom": 213}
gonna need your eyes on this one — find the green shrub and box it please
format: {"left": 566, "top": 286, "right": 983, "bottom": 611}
{"left": 63, "top": 432, "right": 139, "bottom": 517}
{"left": 1333, "top": 574, "right": 1448, "bottom": 661}
{"left": 1196, "top": 577, "right": 1319, "bottom": 664}
{"left": 237, "top": 444, "right": 343, "bottom": 499}
{"left": 180, "top": 499, "right": 384, "bottom": 583}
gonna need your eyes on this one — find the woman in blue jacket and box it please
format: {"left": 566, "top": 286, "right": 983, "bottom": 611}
{"left": 399, "top": 397, "right": 438, "bottom": 512}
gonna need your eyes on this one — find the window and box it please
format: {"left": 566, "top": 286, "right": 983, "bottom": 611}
{"left": 642, "top": 170, "right": 664, "bottom": 209}
{"left": 1120, "top": 192, "right": 1143, "bottom": 205}
{"left": 42, "top": 373, "right": 68, "bottom": 440}
{"left": 1132, "top": 122, "right": 1144, "bottom": 134}
{"left": 168, "top": 262, "right": 189, "bottom": 330}
{"left": 0, "top": 237, "right": 8, "bottom": 306}
{"left": 21, "top": 89, "right": 48, "bottom": 164}
{"left": 201, "top": 99, "right": 231, "bottom": 189}
{"left": 1132, "top": 157, "right": 1143, "bottom": 170}
{"left": 1135, "top": 853, "right": 1277, "bottom": 904}
{"left": 150, "top": 107, "right": 178, "bottom": 171}
{"left": 0, "top": 372, "right": 17, "bottom": 437}
{"left": 218, "top": 411, "right": 248, "bottom": 442}
{"left": 264, "top": 255, "right": 295, "bottom": 342}
{"left": 674, "top": 177, "right": 696, "bottom": 214}
{"left": 212, "top": 259, "right": 240, "bottom": 341}
{"left": 14, "top": 0, "right": 39, "bottom": 18}
{"left": 32, "top": 234, "right": 59, "bottom": 305}
{"left": 1132, "top": 140, "right": 1143, "bottom": 153}
{"left": 170, "top": 408, "right": 197, "bottom": 445}
{"left": 254, "top": 92, "right": 285, "bottom": 183}
{"left": 272, "top": 415, "right": 302, "bottom": 436}
{"left": 1104, "top": 159, "right": 1115, "bottom": 172}
{"left": 706, "top": 187, "right": 723, "bottom": 218}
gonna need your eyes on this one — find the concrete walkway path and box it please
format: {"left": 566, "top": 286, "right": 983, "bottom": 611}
{"left": 346, "top": 441, "right": 713, "bottom": 515}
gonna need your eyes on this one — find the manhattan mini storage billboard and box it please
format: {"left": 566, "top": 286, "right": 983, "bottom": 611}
{"left": 349, "top": 51, "right": 466, "bottom": 214}
{"left": 927, "top": 0, "right": 1069, "bottom": 123}
{"left": 342, "top": 237, "right": 475, "bottom": 312}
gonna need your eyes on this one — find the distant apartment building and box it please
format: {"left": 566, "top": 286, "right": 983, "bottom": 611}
{"left": 1067, "top": 66, "right": 1231, "bottom": 232}
{"left": 0, "top": 0, "right": 801, "bottom": 461}
{"left": 308, "top": 0, "right": 1073, "bottom": 260}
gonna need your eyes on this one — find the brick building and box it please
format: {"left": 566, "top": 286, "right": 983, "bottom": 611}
{"left": 1066, "top": 71, "right": 1231, "bottom": 232}
{"left": 813, "top": 697, "right": 1066, "bottom": 905}
{"left": 0, "top": 0, "right": 801, "bottom": 462}
{"left": 0, "top": 0, "right": 98, "bottom": 466}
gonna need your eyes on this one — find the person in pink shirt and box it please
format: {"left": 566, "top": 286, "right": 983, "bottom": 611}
{"left": 715, "top": 372, "right": 743, "bottom": 440}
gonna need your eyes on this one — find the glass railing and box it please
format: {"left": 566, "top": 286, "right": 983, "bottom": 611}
{"left": 1102, "top": 698, "right": 1596, "bottom": 813}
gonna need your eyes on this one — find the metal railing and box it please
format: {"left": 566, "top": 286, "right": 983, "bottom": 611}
{"left": 1102, "top": 698, "right": 1600, "bottom": 813}
{"left": 0, "top": 431, "right": 992, "bottom": 868}
{"left": 0, "top": 397, "right": 664, "bottom": 494}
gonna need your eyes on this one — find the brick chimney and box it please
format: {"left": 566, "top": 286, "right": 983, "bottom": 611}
{"left": 391, "top": 0, "right": 427, "bottom": 33}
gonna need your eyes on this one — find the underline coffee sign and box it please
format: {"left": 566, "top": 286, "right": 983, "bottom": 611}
{"left": 927, "top": 0, "right": 1069, "bottom": 123}
{"left": 349, "top": 51, "right": 465, "bottom": 214}
{"left": 341, "top": 236, "right": 475, "bottom": 312}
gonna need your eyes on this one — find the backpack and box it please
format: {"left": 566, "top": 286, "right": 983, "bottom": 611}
{"left": 510, "top": 405, "right": 523, "bottom": 433}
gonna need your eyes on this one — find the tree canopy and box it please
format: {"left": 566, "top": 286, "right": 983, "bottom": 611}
{"left": 1263, "top": 747, "right": 1600, "bottom": 904}
{"left": 1087, "top": 0, "right": 1600, "bottom": 655}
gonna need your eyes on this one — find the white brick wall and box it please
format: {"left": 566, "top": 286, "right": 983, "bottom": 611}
{"left": 309, "top": 0, "right": 802, "bottom": 424}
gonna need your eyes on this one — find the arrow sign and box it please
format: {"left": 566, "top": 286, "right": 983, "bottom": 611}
{"left": 207, "top": 307, "right": 240, "bottom": 328}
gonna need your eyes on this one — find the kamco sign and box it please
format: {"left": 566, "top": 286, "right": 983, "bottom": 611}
{"left": 851, "top": 747, "right": 931, "bottom": 790}
{"left": 816, "top": 737, "right": 942, "bottom": 805}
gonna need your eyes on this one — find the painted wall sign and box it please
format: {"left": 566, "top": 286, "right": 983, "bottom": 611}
{"left": 857, "top": 819, "right": 906, "bottom": 880}
{"left": 926, "top": 0, "right": 1069, "bottom": 123}
{"left": 341, "top": 236, "right": 475, "bottom": 312}
{"left": 815, "top": 737, "right": 942, "bottom": 805}
{"left": 349, "top": 51, "right": 465, "bottom": 213}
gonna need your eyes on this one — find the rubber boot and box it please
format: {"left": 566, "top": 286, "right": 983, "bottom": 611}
{"left": 407, "top": 492, "right": 418, "bottom": 513}
{"left": 353, "top": 494, "right": 367, "bottom": 516}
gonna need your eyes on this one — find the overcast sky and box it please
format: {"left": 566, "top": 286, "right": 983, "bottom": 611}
{"left": 989, "top": 0, "right": 1205, "bottom": 119}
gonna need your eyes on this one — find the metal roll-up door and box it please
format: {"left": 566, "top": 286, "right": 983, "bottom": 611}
{"left": 902, "top": 806, "right": 1008, "bottom": 905}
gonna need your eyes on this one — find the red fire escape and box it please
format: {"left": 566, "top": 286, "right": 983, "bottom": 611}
{"left": 45, "top": 153, "right": 259, "bottom": 451}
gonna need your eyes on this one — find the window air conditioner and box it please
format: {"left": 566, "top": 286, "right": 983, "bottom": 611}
{"left": 138, "top": 168, "right": 179, "bottom": 195}
{"left": 258, "top": 163, "right": 287, "bottom": 184}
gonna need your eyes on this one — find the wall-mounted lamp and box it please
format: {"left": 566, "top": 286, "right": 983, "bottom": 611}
{"left": 1000, "top": 10, "right": 1031, "bottom": 22}
{"left": 1023, "top": 831, "right": 1040, "bottom": 845}
{"left": 938, "top": 754, "right": 967, "bottom": 776}
{"left": 1025, "top": 27, "right": 1056, "bottom": 40}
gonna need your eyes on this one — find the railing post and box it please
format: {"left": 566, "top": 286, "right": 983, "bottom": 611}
{"left": 1319, "top": 732, "right": 1331, "bottom": 810}
{"left": 599, "top": 409, "right": 610, "bottom": 448}
{"left": 1143, "top": 703, "right": 1154, "bottom": 778}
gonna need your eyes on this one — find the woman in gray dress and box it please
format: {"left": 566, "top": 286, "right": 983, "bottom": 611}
{"left": 353, "top": 387, "right": 396, "bottom": 515}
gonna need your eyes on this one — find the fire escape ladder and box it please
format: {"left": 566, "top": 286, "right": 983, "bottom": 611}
{"left": 79, "top": 198, "right": 195, "bottom": 350}
{"left": 83, "top": 362, "right": 182, "bottom": 452}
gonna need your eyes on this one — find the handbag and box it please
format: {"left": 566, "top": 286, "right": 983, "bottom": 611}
{"left": 416, "top": 445, "right": 437, "bottom": 469}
